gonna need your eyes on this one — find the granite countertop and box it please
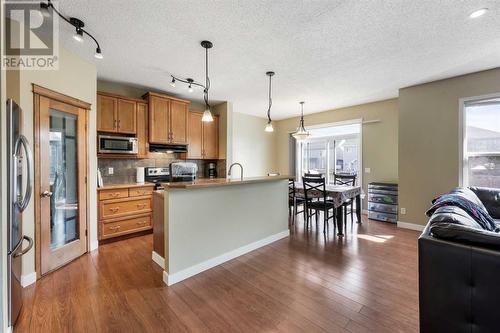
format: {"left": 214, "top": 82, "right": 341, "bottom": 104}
{"left": 97, "top": 182, "right": 155, "bottom": 190}
{"left": 161, "top": 175, "right": 290, "bottom": 190}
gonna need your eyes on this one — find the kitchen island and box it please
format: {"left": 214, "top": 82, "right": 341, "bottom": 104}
{"left": 152, "top": 176, "right": 290, "bottom": 285}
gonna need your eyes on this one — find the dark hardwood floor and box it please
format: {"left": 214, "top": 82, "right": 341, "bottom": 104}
{"left": 15, "top": 215, "right": 420, "bottom": 333}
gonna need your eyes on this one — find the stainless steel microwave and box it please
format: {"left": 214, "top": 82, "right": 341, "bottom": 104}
{"left": 98, "top": 135, "right": 138, "bottom": 154}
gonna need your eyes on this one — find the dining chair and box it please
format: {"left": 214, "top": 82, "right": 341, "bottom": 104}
{"left": 288, "top": 179, "right": 305, "bottom": 224}
{"left": 302, "top": 176, "right": 335, "bottom": 233}
{"left": 304, "top": 172, "right": 324, "bottom": 178}
{"left": 333, "top": 173, "right": 357, "bottom": 227}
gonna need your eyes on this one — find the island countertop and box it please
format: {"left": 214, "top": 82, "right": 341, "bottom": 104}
{"left": 161, "top": 175, "right": 290, "bottom": 189}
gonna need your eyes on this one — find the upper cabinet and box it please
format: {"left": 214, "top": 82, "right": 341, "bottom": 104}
{"left": 143, "top": 92, "right": 189, "bottom": 145}
{"left": 97, "top": 92, "right": 137, "bottom": 135}
{"left": 184, "top": 112, "right": 219, "bottom": 160}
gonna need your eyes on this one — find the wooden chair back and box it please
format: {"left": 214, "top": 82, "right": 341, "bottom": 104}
{"left": 302, "top": 176, "right": 327, "bottom": 202}
{"left": 334, "top": 173, "right": 356, "bottom": 186}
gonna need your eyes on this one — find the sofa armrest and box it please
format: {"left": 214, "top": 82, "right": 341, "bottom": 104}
{"left": 469, "top": 186, "right": 500, "bottom": 219}
{"left": 419, "top": 226, "right": 500, "bottom": 332}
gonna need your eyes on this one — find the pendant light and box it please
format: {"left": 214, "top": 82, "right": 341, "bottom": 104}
{"left": 171, "top": 41, "right": 214, "bottom": 122}
{"left": 264, "top": 71, "right": 275, "bottom": 132}
{"left": 292, "top": 101, "right": 310, "bottom": 140}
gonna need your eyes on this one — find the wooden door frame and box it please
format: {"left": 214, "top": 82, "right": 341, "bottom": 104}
{"left": 32, "top": 84, "right": 91, "bottom": 278}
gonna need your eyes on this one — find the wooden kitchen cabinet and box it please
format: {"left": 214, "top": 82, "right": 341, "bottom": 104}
{"left": 98, "top": 184, "right": 155, "bottom": 241}
{"left": 136, "top": 102, "right": 149, "bottom": 158}
{"left": 143, "top": 92, "right": 189, "bottom": 145}
{"left": 203, "top": 115, "right": 219, "bottom": 159}
{"left": 183, "top": 112, "right": 219, "bottom": 160}
{"left": 186, "top": 112, "right": 203, "bottom": 158}
{"left": 117, "top": 99, "right": 137, "bottom": 134}
{"left": 97, "top": 94, "right": 117, "bottom": 132}
{"left": 170, "top": 100, "right": 188, "bottom": 144}
{"left": 97, "top": 92, "right": 139, "bottom": 135}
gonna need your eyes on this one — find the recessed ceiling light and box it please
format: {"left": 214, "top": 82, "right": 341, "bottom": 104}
{"left": 469, "top": 8, "right": 488, "bottom": 19}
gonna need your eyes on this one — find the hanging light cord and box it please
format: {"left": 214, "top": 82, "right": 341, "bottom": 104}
{"left": 300, "top": 102, "right": 305, "bottom": 128}
{"left": 267, "top": 74, "right": 272, "bottom": 123}
{"left": 204, "top": 46, "right": 211, "bottom": 110}
{"left": 41, "top": 0, "right": 102, "bottom": 52}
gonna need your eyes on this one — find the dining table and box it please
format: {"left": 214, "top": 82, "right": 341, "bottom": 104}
{"left": 294, "top": 182, "right": 362, "bottom": 236}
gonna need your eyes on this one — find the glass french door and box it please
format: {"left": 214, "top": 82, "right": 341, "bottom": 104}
{"left": 297, "top": 134, "right": 360, "bottom": 184}
{"left": 38, "top": 95, "right": 87, "bottom": 275}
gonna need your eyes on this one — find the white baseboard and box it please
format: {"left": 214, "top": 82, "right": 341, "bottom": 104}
{"left": 152, "top": 251, "right": 165, "bottom": 269}
{"left": 90, "top": 240, "right": 99, "bottom": 252}
{"left": 21, "top": 272, "right": 37, "bottom": 287}
{"left": 397, "top": 221, "right": 425, "bottom": 232}
{"left": 164, "top": 229, "right": 290, "bottom": 286}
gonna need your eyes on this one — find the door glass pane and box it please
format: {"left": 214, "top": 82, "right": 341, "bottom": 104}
{"left": 306, "top": 140, "right": 327, "bottom": 176}
{"left": 49, "top": 110, "right": 79, "bottom": 249}
{"left": 334, "top": 137, "right": 360, "bottom": 176}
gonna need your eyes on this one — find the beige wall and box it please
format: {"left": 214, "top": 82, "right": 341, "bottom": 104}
{"left": 275, "top": 99, "right": 399, "bottom": 209}
{"left": 18, "top": 47, "right": 97, "bottom": 277}
{"left": 232, "top": 112, "right": 278, "bottom": 177}
{"left": 398, "top": 67, "right": 500, "bottom": 226}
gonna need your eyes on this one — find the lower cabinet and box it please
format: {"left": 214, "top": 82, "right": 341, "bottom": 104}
{"left": 98, "top": 184, "right": 154, "bottom": 240}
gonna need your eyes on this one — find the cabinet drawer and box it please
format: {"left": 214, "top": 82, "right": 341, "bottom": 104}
{"left": 368, "top": 193, "right": 398, "bottom": 205}
{"left": 101, "top": 215, "right": 152, "bottom": 239}
{"left": 129, "top": 186, "right": 153, "bottom": 197}
{"left": 368, "top": 202, "right": 398, "bottom": 214}
{"left": 99, "top": 188, "right": 129, "bottom": 200}
{"left": 100, "top": 198, "right": 151, "bottom": 219}
{"left": 368, "top": 211, "right": 397, "bottom": 223}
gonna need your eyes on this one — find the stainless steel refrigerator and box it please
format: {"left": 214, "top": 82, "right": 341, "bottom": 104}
{"left": 6, "top": 99, "right": 34, "bottom": 327}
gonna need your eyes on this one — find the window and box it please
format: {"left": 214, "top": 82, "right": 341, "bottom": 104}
{"left": 296, "top": 122, "right": 361, "bottom": 184}
{"left": 462, "top": 97, "right": 500, "bottom": 188}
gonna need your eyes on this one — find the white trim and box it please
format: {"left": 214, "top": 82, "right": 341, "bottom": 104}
{"left": 21, "top": 272, "right": 37, "bottom": 287}
{"left": 90, "top": 240, "right": 99, "bottom": 252}
{"left": 459, "top": 92, "right": 500, "bottom": 187}
{"left": 163, "top": 230, "right": 290, "bottom": 286}
{"left": 397, "top": 221, "right": 425, "bottom": 232}
{"left": 152, "top": 251, "right": 165, "bottom": 269}
{"left": 6, "top": 326, "right": 12, "bottom": 333}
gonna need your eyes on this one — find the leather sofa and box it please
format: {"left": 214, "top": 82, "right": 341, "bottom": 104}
{"left": 419, "top": 187, "right": 500, "bottom": 333}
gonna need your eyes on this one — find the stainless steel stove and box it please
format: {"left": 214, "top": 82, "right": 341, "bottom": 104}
{"left": 144, "top": 167, "right": 170, "bottom": 190}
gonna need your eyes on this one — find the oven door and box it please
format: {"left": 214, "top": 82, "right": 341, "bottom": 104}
{"left": 98, "top": 135, "right": 138, "bottom": 154}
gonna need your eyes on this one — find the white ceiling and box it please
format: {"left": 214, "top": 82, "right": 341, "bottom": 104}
{"left": 59, "top": 0, "right": 500, "bottom": 120}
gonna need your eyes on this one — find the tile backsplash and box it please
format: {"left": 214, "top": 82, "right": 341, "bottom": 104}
{"left": 98, "top": 156, "right": 226, "bottom": 184}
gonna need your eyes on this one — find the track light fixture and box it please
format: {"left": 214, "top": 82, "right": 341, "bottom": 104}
{"left": 264, "top": 71, "right": 275, "bottom": 132}
{"left": 39, "top": 1, "right": 103, "bottom": 59}
{"left": 171, "top": 40, "right": 215, "bottom": 122}
{"left": 170, "top": 77, "right": 176, "bottom": 87}
{"left": 292, "top": 102, "right": 310, "bottom": 140}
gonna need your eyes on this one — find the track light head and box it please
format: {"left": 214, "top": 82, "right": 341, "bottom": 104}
{"left": 170, "top": 77, "right": 176, "bottom": 87}
{"left": 94, "top": 47, "right": 103, "bottom": 59}
{"left": 40, "top": 2, "right": 51, "bottom": 18}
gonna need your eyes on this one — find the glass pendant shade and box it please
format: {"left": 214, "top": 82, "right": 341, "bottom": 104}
{"left": 202, "top": 108, "right": 214, "bottom": 122}
{"left": 292, "top": 126, "right": 309, "bottom": 140}
{"left": 264, "top": 122, "right": 274, "bottom": 132}
{"left": 292, "top": 101, "right": 309, "bottom": 140}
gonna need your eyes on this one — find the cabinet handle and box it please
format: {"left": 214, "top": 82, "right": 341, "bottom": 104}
{"left": 109, "top": 207, "right": 120, "bottom": 213}
{"left": 137, "top": 203, "right": 146, "bottom": 209}
{"left": 114, "top": 119, "right": 117, "bottom": 129}
{"left": 111, "top": 192, "right": 120, "bottom": 197}
{"left": 118, "top": 119, "right": 121, "bottom": 129}
{"left": 136, "top": 221, "right": 147, "bottom": 226}
{"left": 109, "top": 225, "right": 121, "bottom": 231}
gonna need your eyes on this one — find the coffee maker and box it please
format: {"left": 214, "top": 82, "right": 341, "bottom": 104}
{"left": 207, "top": 162, "right": 217, "bottom": 179}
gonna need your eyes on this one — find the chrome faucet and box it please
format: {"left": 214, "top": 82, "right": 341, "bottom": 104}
{"left": 228, "top": 162, "right": 243, "bottom": 180}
